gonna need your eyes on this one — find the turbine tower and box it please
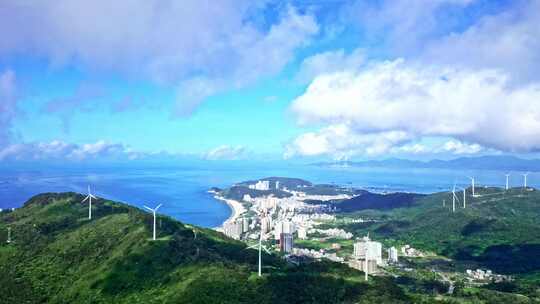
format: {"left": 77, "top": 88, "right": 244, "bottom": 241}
{"left": 452, "top": 185, "right": 456, "bottom": 213}
{"left": 463, "top": 188, "right": 466, "bottom": 208}
{"left": 247, "top": 213, "right": 271, "bottom": 277}
{"left": 505, "top": 173, "right": 510, "bottom": 191}
{"left": 468, "top": 177, "right": 476, "bottom": 197}
{"left": 82, "top": 186, "right": 97, "bottom": 220}
{"left": 522, "top": 172, "right": 529, "bottom": 189}
{"left": 144, "top": 204, "right": 162, "bottom": 241}
{"left": 7, "top": 227, "right": 11, "bottom": 244}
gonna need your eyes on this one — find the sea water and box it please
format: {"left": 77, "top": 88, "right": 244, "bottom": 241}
{"left": 1, "top": 161, "right": 538, "bottom": 228}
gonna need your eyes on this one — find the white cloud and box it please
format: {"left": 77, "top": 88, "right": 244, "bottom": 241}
{"left": 0, "top": 2, "right": 318, "bottom": 115}
{"left": 0, "top": 140, "right": 140, "bottom": 161}
{"left": 203, "top": 145, "right": 247, "bottom": 160}
{"left": 296, "top": 48, "right": 365, "bottom": 83}
{"left": 343, "top": 0, "right": 476, "bottom": 55}
{"left": 439, "top": 140, "right": 483, "bottom": 155}
{"left": 284, "top": 124, "right": 411, "bottom": 159}
{"left": 289, "top": 59, "right": 540, "bottom": 157}
{"left": 422, "top": 0, "right": 540, "bottom": 84}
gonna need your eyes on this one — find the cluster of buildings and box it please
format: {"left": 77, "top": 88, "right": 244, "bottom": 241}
{"left": 465, "top": 269, "right": 512, "bottom": 283}
{"left": 348, "top": 236, "right": 400, "bottom": 275}
{"left": 292, "top": 248, "right": 344, "bottom": 262}
{"left": 247, "top": 180, "right": 279, "bottom": 191}
{"left": 223, "top": 217, "right": 250, "bottom": 240}
{"left": 310, "top": 228, "right": 353, "bottom": 239}
{"left": 400, "top": 244, "right": 425, "bottom": 257}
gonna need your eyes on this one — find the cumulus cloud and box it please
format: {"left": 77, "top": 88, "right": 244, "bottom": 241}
{"left": 0, "top": 1, "right": 318, "bottom": 115}
{"left": 343, "top": 0, "right": 475, "bottom": 55}
{"left": 288, "top": 59, "right": 540, "bottom": 158}
{"left": 284, "top": 124, "right": 411, "bottom": 160}
{"left": 0, "top": 69, "right": 18, "bottom": 146}
{"left": 0, "top": 140, "right": 142, "bottom": 161}
{"left": 203, "top": 145, "right": 247, "bottom": 160}
{"left": 296, "top": 48, "right": 365, "bottom": 83}
{"left": 439, "top": 140, "right": 483, "bottom": 155}
{"left": 422, "top": 0, "right": 540, "bottom": 84}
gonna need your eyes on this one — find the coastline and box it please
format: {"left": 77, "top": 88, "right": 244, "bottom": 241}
{"left": 212, "top": 194, "right": 246, "bottom": 231}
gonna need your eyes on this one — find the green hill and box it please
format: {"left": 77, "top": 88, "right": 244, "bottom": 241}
{"left": 332, "top": 187, "right": 540, "bottom": 297}
{"left": 0, "top": 192, "right": 416, "bottom": 304}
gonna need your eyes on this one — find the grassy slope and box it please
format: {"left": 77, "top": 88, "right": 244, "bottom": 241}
{"left": 0, "top": 193, "right": 417, "bottom": 304}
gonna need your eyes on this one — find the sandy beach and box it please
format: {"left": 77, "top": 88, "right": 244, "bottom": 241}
{"left": 213, "top": 195, "right": 246, "bottom": 231}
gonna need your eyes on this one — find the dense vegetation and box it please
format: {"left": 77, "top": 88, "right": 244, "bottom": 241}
{"left": 332, "top": 192, "right": 426, "bottom": 212}
{"left": 332, "top": 187, "right": 540, "bottom": 299}
{"left": 0, "top": 192, "right": 420, "bottom": 304}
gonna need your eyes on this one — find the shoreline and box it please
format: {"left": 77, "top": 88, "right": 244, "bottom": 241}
{"left": 212, "top": 195, "right": 246, "bottom": 231}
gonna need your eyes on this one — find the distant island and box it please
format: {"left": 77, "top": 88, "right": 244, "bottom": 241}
{"left": 313, "top": 155, "right": 540, "bottom": 172}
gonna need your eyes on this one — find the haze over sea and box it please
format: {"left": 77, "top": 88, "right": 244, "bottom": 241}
{"left": 1, "top": 161, "right": 538, "bottom": 228}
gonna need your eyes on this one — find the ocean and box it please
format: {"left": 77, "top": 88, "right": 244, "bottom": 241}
{"left": 1, "top": 161, "right": 538, "bottom": 228}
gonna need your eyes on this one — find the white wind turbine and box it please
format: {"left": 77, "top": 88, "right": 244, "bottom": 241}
{"left": 467, "top": 177, "right": 476, "bottom": 197}
{"left": 522, "top": 172, "right": 530, "bottom": 189}
{"left": 452, "top": 185, "right": 456, "bottom": 213}
{"left": 505, "top": 173, "right": 510, "bottom": 191}
{"left": 462, "top": 188, "right": 466, "bottom": 209}
{"left": 247, "top": 214, "right": 271, "bottom": 277}
{"left": 82, "top": 186, "right": 97, "bottom": 220}
{"left": 7, "top": 227, "right": 11, "bottom": 244}
{"left": 451, "top": 184, "right": 463, "bottom": 213}
{"left": 144, "top": 204, "right": 162, "bottom": 241}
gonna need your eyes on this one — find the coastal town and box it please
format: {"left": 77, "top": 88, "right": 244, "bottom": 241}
{"left": 211, "top": 177, "right": 514, "bottom": 287}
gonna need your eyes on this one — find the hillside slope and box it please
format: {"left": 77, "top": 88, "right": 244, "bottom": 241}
{"left": 0, "top": 192, "right": 414, "bottom": 304}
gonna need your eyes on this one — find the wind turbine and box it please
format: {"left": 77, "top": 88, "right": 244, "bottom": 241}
{"left": 452, "top": 185, "right": 456, "bottom": 213}
{"left": 82, "top": 186, "right": 97, "bottom": 220}
{"left": 467, "top": 177, "right": 476, "bottom": 197}
{"left": 505, "top": 173, "right": 510, "bottom": 191}
{"left": 463, "top": 188, "right": 466, "bottom": 208}
{"left": 144, "top": 204, "right": 162, "bottom": 241}
{"left": 523, "top": 172, "right": 529, "bottom": 189}
{"left": 6, "top": 227, "right": 11, "bottom": 244}
{"left": 247, "top": 214, "right": 271, "bottom": 277}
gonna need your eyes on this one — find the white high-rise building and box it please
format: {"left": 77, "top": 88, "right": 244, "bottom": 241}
{"left": 223, "top": 221, "right": 243, "bottom": 240}
{"left": 242, "top": 218, "right": 250, "bottom": 233}
{"left": 249, "top": 180, "right": 270, "bottom": 191}
{"left": 388, "top": 246, "right": 398, "bottom": 263}
{"left": 297, "top": 227, "right": 307, "bottom": 239}
{"left": 274, "top": 220, "right": 283, "bottom": 240}
{"left": 260, "top": 216, "right": 271, "bottom": 234}
{"left": 273, "top": 220, "right": 295, "bottom": 240}
{"left": 353, "top": 235, "right": 383, "bottom": 265}
{"left": 282, "top": 220, "right": 294, "bottom": 234}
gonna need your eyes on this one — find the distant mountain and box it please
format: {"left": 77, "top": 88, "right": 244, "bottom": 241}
{"left": 314, "top": 155, "right": 540, "bottom": 171}
{"left": 0, "top": 193, "right": 415, "bottom": 304}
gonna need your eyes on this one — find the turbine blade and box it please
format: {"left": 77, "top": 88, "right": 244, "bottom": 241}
{"left": 155, "top": 204, "right": 162, "bottom": 211}
{"left": 82, "top": 196, "right": 89, "bottom": 203}
{"left": 143, "top": 206, "right": 153, "bottom": 212}
{"left": 246, "top": 245, "right": 258, "bottom": 250}
{"left": 262, "top": 246, "right": 271, "bottom": 254}
{"left": 90, "top": 194, "right": 97, "bottom": 199}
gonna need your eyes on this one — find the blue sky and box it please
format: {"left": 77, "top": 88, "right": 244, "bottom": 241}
{"left": 1, "top": 0, "right": 539, "bottom": 163}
